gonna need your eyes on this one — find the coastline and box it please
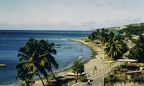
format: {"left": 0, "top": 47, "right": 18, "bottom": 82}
{"left": 70, "top": 38, "right": 112, "bottom": 75}
{"left": 34, "top": 38, "right": 112, "bottom": 86}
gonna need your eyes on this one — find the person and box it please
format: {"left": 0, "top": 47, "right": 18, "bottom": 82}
{"left": 87, "top": 79, "right": 91, "bottom": 86}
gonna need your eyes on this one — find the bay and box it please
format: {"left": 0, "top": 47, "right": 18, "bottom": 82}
{"left": 0, "top": 30, "right": 92, "bottom": 85}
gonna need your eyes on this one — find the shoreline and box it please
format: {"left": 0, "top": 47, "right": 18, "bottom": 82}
{"left": 71, "top": 38, "right": 112, "bottom": 74}
{"left": 34, "top": 38, "right": 112, "bottom": 86}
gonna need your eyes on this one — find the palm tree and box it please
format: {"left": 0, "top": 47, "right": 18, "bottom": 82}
{"left": 15, "top": 62, "right": 45, "bottom": 86}
{"left": 15, "top": 62, "right": 34, "bottom": 86}
{"left": 105, "top": 36, "right": 128, "bottom": 60}
{"left": 89, "top": 29, "right": 100, "bottom": 40}
{"left": 98, "top": 28, "right": 109, "bottom": 44}
{"left": 108, "top": 32, "right": 115, "bottom": 41}
{"left": 16, "top": 38, "right": 46, "bottom": 86}
{"left": 37, "top": 40, "right": 58, "bottom": 80}
{"left": 72, "top": 60, "right": 84, "bottom": 82}
{"left": 15, "top": 38, "right": 59, "bottom": 86}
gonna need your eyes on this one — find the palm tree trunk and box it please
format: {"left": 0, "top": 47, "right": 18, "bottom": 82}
{"left": 48, "top": 61, "right": 57, "bottom": 81}
{"left": 46, "top": 77, "right": 49, "bottom": 84}
{"left": 37, "top": 74, "right": 45, "bottom": 86}
{"left": 50, "top": 69, "right": 57, "bottom": 81}
{"left": 76, "top": 72, "right": 78, "bottom": 82}
{"left": 26, "top": 80, "right": 30, "bottom": 86}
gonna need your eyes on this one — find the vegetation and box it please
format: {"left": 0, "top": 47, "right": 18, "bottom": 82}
{"left": 89, "top": 23, "right": 144, "bottom": 85}
{"left": 89, "top": 28, "right": 128, "bottom": 60}
{"left": 72, "top": 60, "right": 84, "bottom": 75}
{"left": 14, "top": 23, "right": 144, "bottom": 85}
{"left": 105, "top": 68, "right": 144, "bottom": 85}
{"left": 15, "top": 38, "right": 59, "bottom": 86}
{"left": 105, "top": 36, "right": 128, "bottom": 60}
{"left": 72, "top": 60, "right": 84, "bottom": 82}
{"left": 130, "top": 74, "right": 144, "bottom": 83}
{"left": 118, "top": 23, "right": 144, "bottom": 62}
{"left": 105, "top": 75, "right": 123, "bottom": 84}
{"left": 89, "top": 28, "right": 109, "bottom": 44}
{"left": 119, "top": 23, "right": 144, "bottom": 35}
{"left": 128, "top": 35, "right": 144, "bottom": 62}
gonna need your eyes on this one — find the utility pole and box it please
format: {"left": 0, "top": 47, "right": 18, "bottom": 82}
{"left": 102, "top": 46, "right": 105, "bottom": 86}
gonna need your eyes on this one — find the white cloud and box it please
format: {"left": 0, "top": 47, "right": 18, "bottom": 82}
{"left": 0, "top": 0, "right": 144, "bottom": 30}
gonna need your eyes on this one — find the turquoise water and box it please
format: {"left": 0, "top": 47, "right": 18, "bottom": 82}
{"left": 0, "top": 30, "right": 92, "bottom": 85}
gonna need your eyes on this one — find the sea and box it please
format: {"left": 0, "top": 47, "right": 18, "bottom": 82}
{"left": 0, "top": 30, "right": 92, "bottom": 85}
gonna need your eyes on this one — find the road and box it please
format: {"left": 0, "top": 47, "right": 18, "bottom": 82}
{"left": 72, "top": 62, "right": 124, "bottom": 86}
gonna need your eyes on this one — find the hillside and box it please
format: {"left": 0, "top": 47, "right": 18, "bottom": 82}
{"left": 118, "top": 23, "right": 144, "bottom": 35}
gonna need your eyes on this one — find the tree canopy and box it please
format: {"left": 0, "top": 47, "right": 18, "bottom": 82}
{"left": 15, "top": 38, "right": 59, "bottom": 86}
{"left": 89, "top": 28, "right": 128, "bottom": 60}
{"left": 72, "top": 60, "right": 84, "bottom": 75}
{"left": 119, "top": 23, "right": 144, "bottom": 35}
{"left": 105, "top": 36, "right": 128, "bottom": 60}
{"left": 128, "top": 35, "right": 144, "bottom": 62}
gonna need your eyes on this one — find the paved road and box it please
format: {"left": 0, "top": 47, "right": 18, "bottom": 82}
{"left": 73, "top": 62, "right": 124, "bottom": 86}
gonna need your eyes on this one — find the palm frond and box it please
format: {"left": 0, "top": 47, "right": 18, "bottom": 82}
{"left": 35, "top": 63, "right": 48, "bottom": 78}
{"left": 18, "top": 47, "right": 30, "bottom": 56}
{"left": 49, "top": 49, "right": 57, "bottom": 55}
{"left": 46, "top": 54, "right": 58, "bottom": 69}
{"left": 15, "top": 38, "right": 59, "bottom": 84}
{"left": 17, "top": 53, "right": 29, "bottom": 61}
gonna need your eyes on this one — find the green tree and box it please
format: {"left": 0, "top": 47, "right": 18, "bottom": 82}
{"left": 128, "top": 43, "right": 144, "bottom": 62}
{"left": 105, "top": 36, "right": 128, "bottom": 60}
{"left": 131, "top": 75, "right": 144, "bottom": 83}
{"left": 15, "top": 62, "right": 36, "bottom": 86}
{"left": 89, "top": 29, "right": 100, "bottom": 40}
{"left": 37, "top": 39, "right": 58, "bottom": 80}
{"left": 72, "top": 60, "right": 84, "bottom": 81}
{"left": 98, "top": 28, "right": 109, "bottom": 44}
{"left": 136, "top": 35, "right": 144, "bottom": 43}
{"left": 105, "top": 74, "right": 122, "bottom": 86}
{"left": 128, "top": 35, "right": 144, "bottom": 62}
{"left": 15, "top": 38, "right": 59, "bottom": 86}
{"left": 119, "top": 23, "right": 144, "bottom": 35}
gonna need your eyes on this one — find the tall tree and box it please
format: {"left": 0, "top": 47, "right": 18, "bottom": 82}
{"left": 15, "top": 38, "right": 59, "bottom": 86}
{"left": 89, "top": 29, "right": 100, "bottom": 40}
{"left": 128, "top": 35, "right": 144, "bottom": 62}
{"left": 98, "top": 28, "right": 109, "bottom": 44}
{"left": 128, "top": 44, "right": 144, "bottom": 62}
{"left": 38, "top": 40, "right": 58, "bottom": 80}
{"left": 105, "top": 36, "right": 128, "bottom": 60}
{"left": 128, "top": 43, "right": 144, "bottom": 62}
{"left": 72, "top": 60, "right": 84, "bottom": 80}
{"left": 15, "top": 62, "right": 36, "bottom": 86}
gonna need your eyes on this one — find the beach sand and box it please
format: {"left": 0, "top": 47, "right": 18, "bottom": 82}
{"left": 34, "top": 38, "right": 112, "bottom": 86}
{"left": 72, "top": 38, "right": 112, "bottom": 77}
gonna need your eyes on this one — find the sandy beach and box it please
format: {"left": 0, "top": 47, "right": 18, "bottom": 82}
{"left": 72, "top": 38, "right": 112, "bottom": 77}
{"left": 34, "top": 38, "right": 112, "bottom": 86}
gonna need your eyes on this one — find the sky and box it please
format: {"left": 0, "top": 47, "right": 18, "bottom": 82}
{"left": 0, "top": 0, "right": 144, "bottom": 30}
